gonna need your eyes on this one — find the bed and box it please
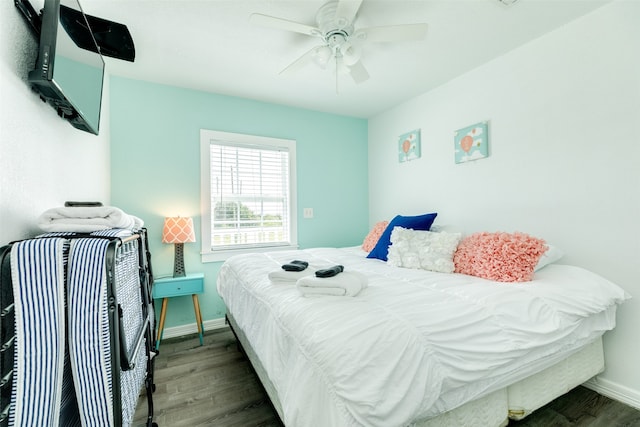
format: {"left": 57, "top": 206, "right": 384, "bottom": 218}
{"left": 217, "top": 246, "right": 628, "bottom": 427}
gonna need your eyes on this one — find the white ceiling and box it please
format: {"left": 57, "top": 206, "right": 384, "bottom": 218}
{"left": 82, "top": 0, "right": 611, "bottom": 118}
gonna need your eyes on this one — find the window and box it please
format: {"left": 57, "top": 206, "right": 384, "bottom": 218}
{"left": 200, "top": 129, "right": 297, "bottom": 262}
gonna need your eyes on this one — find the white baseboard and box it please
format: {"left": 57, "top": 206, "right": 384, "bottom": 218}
{"left": 160, "top": 317, "right": 227, "bottom": 340}
{"left": 584, "top": 376, "right": 640, "bottom": 410}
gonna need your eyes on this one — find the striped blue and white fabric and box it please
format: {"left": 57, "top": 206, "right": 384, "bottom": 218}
{"left": 115, "top": 240, "right": 148, "bottom": 426}
{"left": 67, "top": 238, "right": 115, "bottom": 427}
{"left": 8, "top": 232, "right": 147, "bottom": 427}
{"left": 67, "top": 237, "right": 147, "bottom": 427}
{"left": 9, "top": 238, "right": 66, "bottom": 427}
{"left": 90, "top": 228, "right": 134, "bottom": 238}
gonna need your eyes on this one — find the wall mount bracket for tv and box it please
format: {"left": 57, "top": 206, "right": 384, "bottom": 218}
{"left": 15, "top": 0, "right": 136, "bottom": 62}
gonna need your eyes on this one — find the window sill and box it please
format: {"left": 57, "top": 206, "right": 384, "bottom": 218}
{"left": 201, "top": 244, "right": 299, "bottom": 263}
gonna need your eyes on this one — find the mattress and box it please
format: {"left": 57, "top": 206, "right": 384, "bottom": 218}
{"left": 8, "top": 231, "right": 148, "bottom": 427}
{"left": 506, "top": 335, "right": 604, "bottom": 420}
{"left": 217, "top": 247, "right": 628, "bottom": 427}
{"left": 229, "top": 311, "right": 603, "bottom": 427}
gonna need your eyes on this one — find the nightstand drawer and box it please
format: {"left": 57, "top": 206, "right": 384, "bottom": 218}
{"left": 153, "top": 274, "right": 204, "bottom": 298}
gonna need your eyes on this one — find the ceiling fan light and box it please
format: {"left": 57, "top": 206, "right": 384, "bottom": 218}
{"left": 313, "top": 45, "right": 333, "bottom": 68}
{"left": 340, "top": 42, "right": 361, "bottom": 67}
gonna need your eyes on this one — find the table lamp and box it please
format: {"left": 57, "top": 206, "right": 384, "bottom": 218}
{"left": 162, "top": 216, "right": 196, "bottom": 277}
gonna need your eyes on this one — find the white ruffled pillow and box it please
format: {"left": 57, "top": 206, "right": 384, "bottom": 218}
{"left": 387, "top": 227, "right": 462, "bottom": 273}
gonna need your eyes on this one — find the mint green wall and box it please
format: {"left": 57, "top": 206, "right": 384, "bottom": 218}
{"left": 109, "top": 77, "right": 368, "bottom": 328}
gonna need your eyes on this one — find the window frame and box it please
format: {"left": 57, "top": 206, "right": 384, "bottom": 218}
{"left": 200, "top": 129, "right": 298, "bottom": 262}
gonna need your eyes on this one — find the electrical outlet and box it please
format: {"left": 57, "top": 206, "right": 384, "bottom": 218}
{"left": 303, "top": 208, "right": 314, "bottom": 219}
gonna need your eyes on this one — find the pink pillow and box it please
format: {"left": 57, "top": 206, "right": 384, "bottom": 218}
{"left": 453, "top": 232, "right": 548, "bottom": 282}
{"left": 362, "top": 221, "right": 389, "bottom": 252}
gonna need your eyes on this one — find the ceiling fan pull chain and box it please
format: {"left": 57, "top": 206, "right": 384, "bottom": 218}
{"left": 335, "top": 57, "right": 340, "bottom": 95}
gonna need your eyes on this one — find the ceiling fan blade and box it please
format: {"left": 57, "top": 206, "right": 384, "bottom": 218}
{"left": 354, "top": 23, "right": 427, "bottom": 43}
{"left": 279, "top": 45, "right": 325, "bottom": 75}
{"left": 250, "top": 13, "right": 321, "bottom": 37}
{"left": 334, "top": 0, "right": 364, "bottom": 24}
{"left": 349, "top": 60, "right": 370, "bottom": 84}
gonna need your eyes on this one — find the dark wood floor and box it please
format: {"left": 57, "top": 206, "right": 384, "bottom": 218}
{"left": 133, "top": 328, "right": 640, "bottom": 427}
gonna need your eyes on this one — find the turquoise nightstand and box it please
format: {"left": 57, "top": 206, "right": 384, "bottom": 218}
{"left": 153, "top": 273, "right": 205, "bottom": 349}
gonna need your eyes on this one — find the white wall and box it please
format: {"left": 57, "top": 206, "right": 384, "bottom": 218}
{"left": 369, "top": 1, "right": 640, "bottom": 406}
{"left": 1, "top": 0, "right": 110, "bottom": 243}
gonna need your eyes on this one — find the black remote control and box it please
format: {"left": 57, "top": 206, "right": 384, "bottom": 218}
{"left": 315, "top": 265, "right": 344, "bottom": 278}
{"left": 64, "top": 201, "right": 103, "bottom": 207}
{"left": 282, "top": 260, "right": 309, "bottom": 272}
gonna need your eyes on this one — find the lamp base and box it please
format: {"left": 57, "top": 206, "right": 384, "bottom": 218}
{"left": 173, "top": 243, "right": 186, "bottom": 277}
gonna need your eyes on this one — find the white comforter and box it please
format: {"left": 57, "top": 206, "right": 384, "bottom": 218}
{"left": 217, "top": 247, "right": 629, "bottom": 427}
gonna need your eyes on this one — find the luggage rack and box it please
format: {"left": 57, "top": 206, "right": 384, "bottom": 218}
{"left": 0, "top": 229, "right": 157, "bottom": 427}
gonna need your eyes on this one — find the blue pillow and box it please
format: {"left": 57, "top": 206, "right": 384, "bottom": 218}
{"left": 366, "top": 213, "right": 438, "bottom": 261}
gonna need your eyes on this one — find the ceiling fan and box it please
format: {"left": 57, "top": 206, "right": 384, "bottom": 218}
{"left": 250, "top": 0, "right": 427, "bottom": 90}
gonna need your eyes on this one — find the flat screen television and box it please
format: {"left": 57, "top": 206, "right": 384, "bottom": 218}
{"left": 28, "top": 0, "right": 105, "bottom": 135}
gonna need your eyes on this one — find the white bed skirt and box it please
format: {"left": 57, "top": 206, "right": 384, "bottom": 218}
{"left": 227, "top": 312, "right": 604, "bottom": 427}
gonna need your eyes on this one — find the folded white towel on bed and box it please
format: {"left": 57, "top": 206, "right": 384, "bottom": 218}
{"left": 268, "top": 268, "right": 316, "bottom": 284}
{"left": 38, "top": 206, "right": 144, "bottom": 232}
{"left": 296, "top": 271, "right": 368, "bottom": 297}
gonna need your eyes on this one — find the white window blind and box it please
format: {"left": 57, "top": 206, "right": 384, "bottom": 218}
{"left": 200, "top": 130, "right": 297, "bottom": 261}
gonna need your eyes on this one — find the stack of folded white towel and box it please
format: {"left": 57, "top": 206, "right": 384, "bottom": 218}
{"left": 296, "top": 272, "right": 368, "bottom": 297}
{"left": 268, "top": 268, "right": 315, "bottom": 285}
{"left": 268, "top": 263, "right": 368, "bottom": 297}
{"left": 37, "top": 205, "right": 144, "bottom": 233}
